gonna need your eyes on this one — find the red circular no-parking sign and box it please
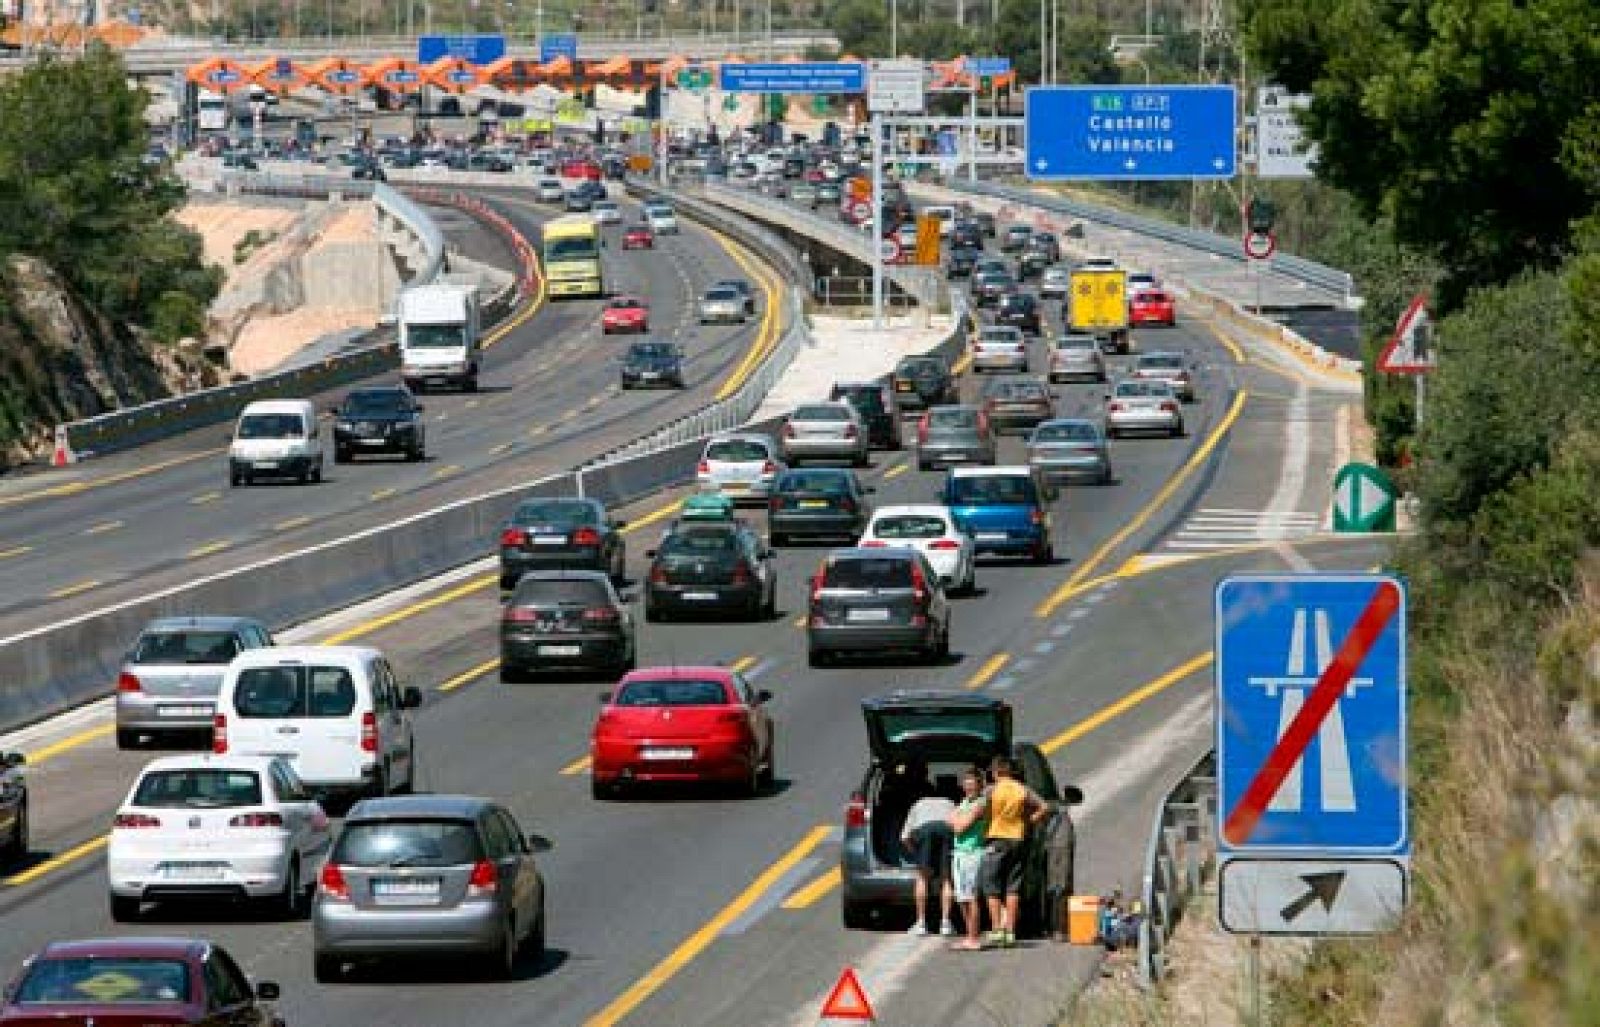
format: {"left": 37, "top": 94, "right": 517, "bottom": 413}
{"left": 851, "top": 201, "right": 872, "bottom": 221}
{"left": 1244, "top": 231, "right": 1276, "bottom": 260}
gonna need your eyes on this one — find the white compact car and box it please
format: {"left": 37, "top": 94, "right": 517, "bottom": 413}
{"left": 695, "top": 433, "right": 786, "bottom": 503}
{"left": 644, "top": 202, "right": 679, "bottom": 234}
{"left": 591, "top": 199, "right": 622, "bottom": 225}
{"left": 108, "top": 753, "right": 332, "bottom": 922}
{"left": 858, "top": 505, "right": 977, "bottom": 594}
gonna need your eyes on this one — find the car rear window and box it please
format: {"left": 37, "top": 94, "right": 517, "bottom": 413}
{"left": 1055, "top": 336, "right": 1096, "bottom": 350}
{"left": 659, "top": 529, "right": 740, "bottom": 558}
{"left": 233, "top": 665, "right": 358, "bottom": 719}
{"left": 615, "top": 679, "right": 730, "bottom": 706}
{"left": 822, "top": 556, "right": 915, "bottom": 589}
{"left": 834, "top": 387, "right": 885, "bottom": 412}
{"left": 897, "top": 359, "right": 942, "bottom": 375}
{"left": 1139, "top": 354, "right": 1184, "bottom": 369}
{"left": 877, "top": 710, "right": 1001, "bottom": 746}
{"left": 979, "top": 329, "right": 1021, "bottom": 343}
{"left": 1034, "top": 422, "right": 1099, "bottom": 443}
{"left": 871, "top": 514, "right": 949, "bottom": 539}
{"left": 513, "top": 501, "right": 598, "bottom": 527}
{"left": 1137, "top": 290, "right": 1169, "bottom": 302}
{"left": 927, "top": 408, "right": 980, "bottom": 429}
{"left": 793, "top": 404, "right": 850, "bottom": 421}
{"left": 705, "top": 439, "right": 770, "bottom": 462}
{"left": 948, "top": 475, "right": 1038, "bottom": 505}
{"left": 779, "top": 471, "right": 851, "bottom": 493}
{"left": 132, "top": 769, "right": 263, "bottom": 808}
{"left": 511, "top": 577, "right": 610, "bottom": 605}
{"left": 15, "top": 957, "right": 193, "bottom": 1005}
{"left": 333, "top": 819, "right": 483, "bottom": 867}
{"left": 132, "top": 630, "right": 241, "bottom": 665}
{"left": 1117, "top": 381, "right": 1171, "bottom": 398}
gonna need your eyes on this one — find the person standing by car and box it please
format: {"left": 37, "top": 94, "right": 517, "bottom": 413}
{"left": 977, "top": 755, "right": 1052, "bottom": 948}
{"left": 947, "top": 765, "right": 990, "bottom": 951}
{"left": 900, "top": 788, "right": 957, "bottom": 938}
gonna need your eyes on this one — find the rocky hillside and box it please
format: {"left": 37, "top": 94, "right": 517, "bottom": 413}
{"left": 0, "top": 255, "right": 222, "bottom": 470}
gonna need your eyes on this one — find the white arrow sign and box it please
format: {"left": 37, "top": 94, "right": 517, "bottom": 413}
{"left": 1034, "top": 159, "right": 1049, "bottom": 171}
{"left": 1220, "top": 857, "right": 1408, "bottom": 936}
{"left": 1123, "top": 158, "right": 1137, "bottom": 170}
{"left": 1334, "top": 475, "right": 1392, "bottom": 527}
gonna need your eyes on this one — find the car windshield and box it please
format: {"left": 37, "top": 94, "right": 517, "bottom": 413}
{"left": 1140, "top": 354, "right": 1184, "bottom": 370}
{"left": 14, "top": 957, "right": 193, "bottom": 1005}
{"left": 948, "top": 475, "right": 1038, "bottom": 505}
{"left": 659, "top": 529, "right": 740, "bottom": 558}
{"left": 333, "top": 819, "right": 483, "bottom": 868}
{"left": 779, "top": 471, "right": 850, "bottom": 493}
{"left": 512, "top": 501, "right": 597, "bottom": 528}
{"left": 511, "top": 578, "right": 610, "bottom": 605}
{"left": 871, "top": 514, "right": 949, "bottom": 539}
{"left": 793, "top": 405, "right": 850, "bottom": 422}
{"left": 132, "top": 769, "right": 263, "bottom": 808}
{"left": 132, "top": 630, "right": 241, "bottom": 665}
{"left": 1034, "top": 422, "right": 1099, "bottom": 443}
{"left": 236, "top": 413, "right": 303, "bottom": 440}
{"left": 594, "top": 201, "right": 617, "bottom": 211}
{"left": 233, "top": 665, "right": 357, "bottom": 719}
{"left": 822, "top": 556, "right": 914, "bottom": 589}
{"left": 406, "top": 324, "right": 466, "bottom": 349}
{"left": 628, "top": 342, "right": 676, "bottom": 359}
{"left": 705, "top": 439, "right": 770, "bottom": 462}
{"left": 547, "top": 237, "right": 598, "bottom": 261}
{"left": 615, "top": 679, "right": 729, "bottom": 707}
{"left": 713, "top": 281, "right": 748, "bottom": 294}
{"left": 343, "top": 391, "right": 407, "bottom": 414}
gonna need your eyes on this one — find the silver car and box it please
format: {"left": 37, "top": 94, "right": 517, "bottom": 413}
{"left": 971, "top": 325, "right": 1029, "bottom": 374}
{"left": 534, "top": 178, "right": 564, "bottom": 203}
{"left": 781, "top": 402, "right": 870, "bottom": 467}
{"left": 1028, "top": 418, "right": 1113, "bottom": 484}
{"left": 1048, "top": 333, "right": 1107, "bottom": 382}
{"left": 914, "top": 404, "right": 998, "bottom": 470}
{"left": 591, "top": 199, "right": 622, "bottom": 225}
{"left": 117, "top": 616, "right": 275, "bottom": 749}
{"left": 1105, "top": 379, "right": 1184, "bottom": 438}
{"left": 1039, "top": 265, "right": 1072, "bottom": 299}
{"left": 698, "top": 286, "right": 747, "bottom": 325}
{"left": 696, "top": 433, "right": 786, "bottom": 502}
{"left": 1132, "top": 351, "right": 1196, "bottom": 402}
{"left": 313, "top": 795, "right": 548, "bottom": 981}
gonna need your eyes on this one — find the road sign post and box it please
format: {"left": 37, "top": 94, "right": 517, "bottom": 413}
{"left": 1215, "top": 573, "right": 1409, "bottom": 938}
{"left": 1025, "top": 85, "right": 1237, "bottom": 180}
{"left": 1376, "top": 293, "right": 1434, "bottom": 432}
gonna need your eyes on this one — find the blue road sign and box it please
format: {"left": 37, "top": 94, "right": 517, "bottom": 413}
{"left": 1025, "top": 84, "right": 1236, "bottom": 180}
{"left": 418, "top": 34, "right": 506, "bottom": 65}
{"left": 539, "top": 33, "right": 578, "bottom": 64}
{"left": 963, "top": 57, "right": 1010, "bottom": 76}
{"left": 719, "top": 62, "right": 866, "bottom": 94}
{"left": 1216, "top": 574, "right": 1408, "bottom": 856}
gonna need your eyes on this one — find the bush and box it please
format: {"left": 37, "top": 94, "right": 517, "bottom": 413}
{"left": 148, "top": 290, "right": 205, "bottom": 345}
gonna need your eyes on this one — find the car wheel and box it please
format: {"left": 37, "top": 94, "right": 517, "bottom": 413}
{"left": 1034, "top": 539, "right": 1055, "bottom": 565}
{"left": 961, "top": 564, "right": 978, "bottom": 596}
{"left": 334, "top": 448, "right": 350, "bottom": 465}
{"left": 313, "top": 954, "right": 343, "bottom": 984}
{"left": 490, "top": 919, "right": 518, "bottom": 980}
{"left": 4, "top": 802, "right": 26, "bottom": 862}
{"left": 769, "top": 532, "right": 787, "bottom": 548}
{"left": 842, "top": 899, "right": 873, "bottom": 930}
{"left": 758, "top": 743, "right": 776, "bottom": 792}
{"left": 590, "top": 776, "right": 614, "bottom": 801}
{"left": 229, "top": 469, "right": 242, "bottom": 487}
{"left": 1106, "top": 426, "right": 1119, "bottom": 439}
{"left": 1173, "top": 422, "right": 1185, "bottom": 438}
{"left": 1101, "top": 466, "right": 1114, "bottom": 486}
{"left": 808, "top": 648, "right": 829, "bottom": 668}
{"left": 408, "top": 442, "right": 424, "bottom": 462}
{"left": 371, "top": 764, "right": 389, "bottom": 799}
{"left": 465, "top": 375, "right": 480, "bottom": 394}
{"left": 310, "top": 460, "right": 323, "bottom": 484}
{"left": 526, "top": 895, "right": 547, "bottom": 962}
{"left": 273, "top": 857, "right": 302, "bottom": 920}
{"left": 917, "top": 459, "right": 932, "bottom": 472}
{"left": 644, "top": 603, "right": 663, "bottom": 624}
{"left": 854, "top": 452, "right": 870, "bottom": 468}
{"left": 500, "top": 662, "right": 528, "bottom": 684}
{"left": 109, "top": 894, "right": 141, "bottom": 923}
{"left": 762, "top": 588, "right": 777, "bottom": 621}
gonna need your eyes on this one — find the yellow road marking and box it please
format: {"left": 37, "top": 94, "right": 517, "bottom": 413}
{"left": 781, "top": 866, "right": 841, "bottom": 910}
{"left": 560, "top": 754, "right": 593, "bottom": 776}
{"left": 708, "top": 229, "right": 782, "bottom": 401}
{"left": 2, "top": 836, "right": 109, "bottom": 887}
{"left": 25, "top": 722, "right": 113, "bottom": 765}
{"left": 431, "top": 464, "right": 462, "bottom": 478}
{"left": 437, "top": 656, "right": 500, "bottom": 693}
{"left": 321, "top": 573, "right": 498, "bottom": 645}
{"left": 274, "top": 515, "right": 311, "bottom": 532}
{"left": 619, "top": 500, "right": 682, "bottom": 536}
{"left": 491, "top": 441, "right": 514, "bottom": 455}
{"left": 882, "top": 463, "right": 908, "bottom": 480}
{"left": 792, "top": 615, "right": 807, "bottom": 628}
{"left": 1204, "top": 318, "right": 1246, "bottom": 364}
{"left": 188, "top": 491, "right": 221, "bottom": 505}
{"left": 369, "top": 488, "right": 397, "bottom": 501}
{"left": 964, "top": 652, "right": 1011, "bottom": 690}
{"left": 187, "top": 540, "right": 231, "bottom": 558}
{"left": 49, "top": 579, "right": 100, "bottom": 599}
{"left": 528, "top": 424, "right": 551, "bottom": 436}
{"left": 1041, "top": 651, "right": 1214, "bottom": 755}
{"left": 560, "top": 407, "right": 582, "bottom": 420}
{"left": 951, "top": 352, "right": 974, "bottom": 375}
{"left": 1036, "top": 390, "right": 1249, "bottom": 619}
{"left": 0, "top": 449, "right": 217, "bottom": 510}
{"left": 584, "top": 824, "right": 834, "bottom": 1027}
{"left": 84, "top": 520, "right": 123, "bottom": 535}
{"left": 0, "top": 545, "right": 32, "bottom": 560}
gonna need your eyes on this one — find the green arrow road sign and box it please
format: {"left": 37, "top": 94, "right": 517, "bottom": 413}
{"left": 677, "top": 67, "right": 712, "bottom": 91}
{"left": 1331, "top": 462, "right": 1398, "bottom": 532}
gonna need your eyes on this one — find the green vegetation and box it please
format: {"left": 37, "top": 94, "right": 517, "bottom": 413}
{"left": 233, "top": 228, "right": 278, "bottom": 266}
{"left": 0, "top": 46, "right": 220, "bottom": 343}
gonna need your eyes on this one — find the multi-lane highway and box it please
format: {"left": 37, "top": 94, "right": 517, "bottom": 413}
{"left": 0, "top": 237, "right": 1383, "bottom": 1024}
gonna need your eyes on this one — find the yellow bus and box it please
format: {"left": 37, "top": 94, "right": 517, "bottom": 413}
{"left": 541, "top": 215, "right": 604, "bottom": 299}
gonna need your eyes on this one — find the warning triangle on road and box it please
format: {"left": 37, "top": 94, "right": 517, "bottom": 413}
{"left": 1377, "top": 293, "right": 1435, "bottom": 374}
{"left": 820, "top": 966, "right": 877, "bottom": 1021}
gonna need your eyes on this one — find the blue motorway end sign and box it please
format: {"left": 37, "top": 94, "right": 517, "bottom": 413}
{"left": 1216, "top": 574, "right": 1409, "bottom": 856}
{"left": 963, "top": 57, "right": 1010, "bottom": 76}
{"left": 1025, "top": 84, "right": 1236, "bottom": 180}
{"left": 418, "top": 34, "right": 506, "bottom": 65}
{"left": 719, "top": 62, "right": 866, "bottom": 94}
{"left": 539, "top": 33, "right": 578, "bottom": 64}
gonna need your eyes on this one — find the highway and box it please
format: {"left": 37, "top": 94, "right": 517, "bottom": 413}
{"left": 0, "top": 261, "right": 1384, "bottom": 1024}
{"left": 0, "top": 188, "right": 783, "bottom": 638}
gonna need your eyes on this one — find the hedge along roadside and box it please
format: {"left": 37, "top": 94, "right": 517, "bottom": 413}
{"left": 58, "top": 180, "right": 539, "bottom": 461}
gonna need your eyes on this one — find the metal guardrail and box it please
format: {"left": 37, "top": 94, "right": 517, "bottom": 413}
{"left": 1139, "top": 750, "right": 1218, "bottom": 986}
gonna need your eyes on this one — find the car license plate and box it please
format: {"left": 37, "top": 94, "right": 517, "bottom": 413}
{"left": 847, "top": 608, "right": 891, "bottom": 622}
{"left": 640, "top": 371, "right": 660, "bottom": 379}
{"left": 896, "top": 382, "right": 913, "bottom": 391}
{"left": 158, "top": 705, "right": 210, "bottom": 718}
{"left": 253, "top": 461, "right": 278, "bottom": 470}
{"left": 682, "top": 592, "right": 718, "bottom": 601}
{"left": 641, "top": 747, "right": 695, "bottom": 761}
{"left": 532, "top": 535, "right": 566, "bottom": 545}
{"left": 976, "top": 532, "right": 1008, "bottom": 541}
{"left": 372, "top": 877, "right": 441, "bottom": 897}
{"left": 360, "top": 438, "right": 386, "bottom": 445}
{"left": 163, "top": 862, "right": 225, "bottom": 880}
{"left": 799, "top": 499, "right": 829, "bottom": 509}
{"left": 538, "top": 644, "right": 582, "bottom": 656}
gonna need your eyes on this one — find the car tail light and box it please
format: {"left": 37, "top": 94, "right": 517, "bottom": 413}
{"left": 911, "top": 613, "right": 928, "bottom": 627}
{"left": 117, "top": 672, "right": 143, "bottom": 694}
{"left": 917, "top": 416, "right": 930, "bottom": 445}
{"left": 649, "top": 564, "right": 668, "bottom": 585}
{"left": 1109, "top": 402, "right": 1127, "bottom": 413}
{"left": 1161, "top": 401, "right": 1179, "bottom": 414}
{"left": 843, "top": 423, "right": 857, "bottom": 439}
{"left": 845, "top": 793, "right": 869, "bottom": 829}
{"left": 319, "top": 862, "right": 350, "bottom": 901}
{"left": 910, "top": 562, "right": 928, "bottom": 602}
{"left": 1030, "top": 508, "right": 1046, "bottom": 526}
{"left": 839, "top": 496, "right": 856, "bottom": 513}
{"left": 572, "top": 527, "right": 602, "bottom": 547}
{"left": 783, "top": 422, "right": 797, "bottom": 437}
{"left": 978, "top": 412, "right": 992, "bottom": 435}
{"left": 113, "top": 813, "right": 161, "bottom": 829}
{"left": 499, "top": 528, "right": 524, "bottom": 547}
{"left": 467, "top": 859, "right": 498, "bottom": 898}
{"left": 769, "top": 496, "right": 782, "bottom": 513}
{"left": 229, "top": 812, "right": 285, "bottom": 828}
{"left": 361, "top": 711, "right": 377, "bottom": 754}
{"left": 730, "top": 562, "right": 753, "bottom": 586}
{"left": 583, "top": 605, "right": 622, "bottom": 625}
{"left": 212, "top": 714, "right": 228, "bottom": 754}
{"left": 762, "top": 460, "right": 779, "bottom": 475}
{"left": 697, "top": 460, "right": 710, "bottom": 475}
{"left": 860, "top": 539, "right": 887, "bottom": 547}
{"left": 929, "top": 539, "right": 961, "bottom": 550}
{"left": 503, "top": 605, "right": 538, "bottom": 622}
{"left": 810, "top": 571, "right": 826, "bottom": 603}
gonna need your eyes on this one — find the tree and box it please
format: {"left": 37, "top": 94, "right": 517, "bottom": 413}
{"left": 827, "top": 0, "right": 889, "bottom": 57}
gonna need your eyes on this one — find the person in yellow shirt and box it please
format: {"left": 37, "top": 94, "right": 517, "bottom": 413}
{"left": 971, "top": 754, "right": 1052, "bottom": 947}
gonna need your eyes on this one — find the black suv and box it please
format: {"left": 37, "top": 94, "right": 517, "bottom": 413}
{"left": 890, "top": 355, "right": 957, "bottom": 411}
{"left": 498, "top": 496, "right": 627, "bottom": 589}
{"left": 644, "top": 521, "right": 777, "bottom": 622}
{"left": 839, "top": 692, "right": 1081, "bottom": 933}
{"left": 950, "top": 222, "right": 985, "bottom": 251}
{"left": 331, "top": 386, "right": 425, "bottom": 463}
{"left": 499, "top": 570, "right": 636, "bottom": 681}
{"left": 620, "top": 339, "right": 685, "bottom": 390}
{"left": 995, "top": 292, "right": 1042, "bottom": 336}
{"left": 806, "top": 548, "right": 950, "bottom": 666}
{"left": 829, "top": 381, "right": 903, "bottom": 450}
{"left": 768, "top": 468, "right": 873, "bottom": 546}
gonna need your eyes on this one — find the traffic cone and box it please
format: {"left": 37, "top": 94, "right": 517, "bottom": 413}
{"left": 51, "top": 425, "right": 76, "bottom": 467}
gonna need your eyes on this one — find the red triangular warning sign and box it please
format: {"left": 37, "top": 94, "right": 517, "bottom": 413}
{"left": 1377, "top": 292, "right": 1435, "bottom": 374}
{"left": 820, "top": 966, "right": 877, "bottom": 1021}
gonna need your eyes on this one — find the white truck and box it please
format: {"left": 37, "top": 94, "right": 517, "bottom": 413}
{"left": 398, "top": 283, "right": 482, "bottom": 393}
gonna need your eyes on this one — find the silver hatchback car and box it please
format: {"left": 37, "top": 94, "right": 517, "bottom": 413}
{"left": 1028, "top": 418, "right": 1113, "bottom": 484}
{"left": 313, "top": 794, "right": 549, "bottom": 982}
{"left": 698, "top": 286, "right": 747, "bottom": 325}
{"left": 971, "top": 325, "right": 1029, "bottom": 374}
{"left": 781, "top": 402, "right": 871, "bottom": 467}
{"left": 696, "top": 433, "right": 786, "bottom": 502}
{"left": 1039, "top": 265, "right": 1071, "bottom": 299}
{"left": 1048, "top": 333, "right": 1107, "bottom": 383}
{"left": 117, "top": 616, "right": 275, "bottom": 750}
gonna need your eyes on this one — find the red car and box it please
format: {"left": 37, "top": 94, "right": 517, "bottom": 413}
{"left": 0, "top": 937, "right": 281, "bottom": 1025}
{"left": 622, "top": 225, "right": 655, "bottom": 250}
{"left": 601, "top": 296, "right": 649, "bottom": 335}
{"left": 1129, "top": 288, "right": 1177, "bottom": 327}
{"left": 561, "top": 158, "right": 602, "bottom": 181}
{"left": 590, "top": 665, "right": 776, "bottom": 798}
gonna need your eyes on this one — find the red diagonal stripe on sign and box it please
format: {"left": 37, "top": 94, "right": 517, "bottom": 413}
{"left": 1222, "top": 580, "right": 1401, "bottom": 847}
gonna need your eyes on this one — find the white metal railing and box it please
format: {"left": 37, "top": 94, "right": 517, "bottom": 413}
{"left": 1139, "top": 751, "right": 1218, "bottom": 985}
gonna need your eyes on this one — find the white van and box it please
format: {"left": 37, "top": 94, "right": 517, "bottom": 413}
{"left": 214, "top": 646, "right": 421, "bottom": 800}
{"left": 229, "top": 399, "right": 324, "bottom": 487}
{"left": 398, "top": 283, "right": 482, "bottom": 393}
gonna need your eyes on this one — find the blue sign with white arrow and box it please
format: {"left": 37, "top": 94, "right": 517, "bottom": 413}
{"left": 418, "top": 34, "right": 506, "bottom": 65}
{"left": 719, "top": 62, "right": 866, "bottom": 94}
{"left": 1025, "top": 84, "right": 1237, "bottom": 180}
{"left": 1215, "top": 574, "right": 1409, "bottom": 856}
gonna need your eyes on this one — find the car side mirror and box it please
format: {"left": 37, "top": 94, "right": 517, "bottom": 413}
{"left": 525, "top": 833, "right": 553, "bottom": 853}
{"left": 1061, "top": 785, "right": 1084, "bottom": 805}
{"left": 255, "top": 981, "right": 281, "bottom": 1001}
{"left": 415, "top": 404, "right": 425, "bottom": 412}
{"left": 2, "top": 752, "right": 23, "bottom": 768}
{"left": 401, "top": 686, "right": 423, "bottom": 709}
{"left": 598, "top": 690, "right": 613, "bottom": 703}
{"left": 757, "top": 689, "right": 774, "bottom": 704}
{"left": 612, "top": 519, "right": 628, "bottom": 529}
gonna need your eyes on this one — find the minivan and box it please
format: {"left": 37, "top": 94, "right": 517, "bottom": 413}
{"left": 229, "top": 399, "right": 323, "bottom": 486}
{"left": 214, "top": 646, "right": 421, "bottom": 802}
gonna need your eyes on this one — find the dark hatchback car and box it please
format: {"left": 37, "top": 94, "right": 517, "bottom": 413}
{"left": 619, "top": 339, "right": 685, "bottom": 390}
{"left": 950, "top": 222, "right": 985, "bottom": 251}
{"left": 0, "top": 937, "right": 281, "bottom": 1025}
{"left": 332, "top": 386, "right": 426, "bottom": 463}
{"left": 946, "top": 244, "right": 980, "bottom": 279}
{"left": 498, "top": 497, "right": 627, "bottom": 589}
{"left": 1017, "top": 248, "right": 1051, "bottom": 280}
{"left": 499, "top": 571, "right": 636, "bottom": 681}
{"left": 890, "top": 355, "right": 958, "bottom": 411}
{"left": 972, "top": 270, "right": 1015, "bottom": 307}
{"left": 839, "top": 692, "right": 1080, "bottom": 935}
{"left": 829, "top": 381, "right": 904, "bottom": 450}
{"left": 806, "top": 548, "right": 950, "bottom": 667}
{"left": 995, "top": 292, "right": 1042, "bottom": 336}
{"left": 982, "top": 376, "right": 1057, "bottom": 436}
{"left": 768, "top": 468, "right": 874, "bottom": 546}
{"left": 643, "top": 520, "right": 777, "bottom": 622}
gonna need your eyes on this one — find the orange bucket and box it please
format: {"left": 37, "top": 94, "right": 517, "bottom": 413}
{"left": 1067, "top": 895, "right": 1102, "bottom": 945}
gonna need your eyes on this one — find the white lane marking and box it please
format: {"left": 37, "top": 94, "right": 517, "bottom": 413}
{"left": 1272, "top": 540, "right": 1315, "bottom": 572}
{"left": 1033, "top": 641, "right": 1056, "bottom": 655}
{"left": 1011, "top": 658, "right": 1037, "bottom": 675}
{"left": 1083, "top": 592, "right": 1106, "bottom": 605}
{"left": 1067, "top": 608, "right": 1091, "bottom": 620}
{"left": 722, "top": 856, "right": 822, "bottom": 936}
{"left": 1052, "top": 622, "right": 1075, "bottom": 636}
{"left": 1261, "top": 380, "right": 1312, "bottom": 538}
{"left": 990, "top": 675, "right": 1016, "bottom": 691}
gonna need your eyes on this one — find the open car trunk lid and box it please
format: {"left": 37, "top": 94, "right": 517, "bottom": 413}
{"left": 861, "top": 691, "right": 1011, "bottom": 767}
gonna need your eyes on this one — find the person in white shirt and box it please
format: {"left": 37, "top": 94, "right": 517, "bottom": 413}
{"left": 901, "top": 791, "right": 958, "bottom": 937}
